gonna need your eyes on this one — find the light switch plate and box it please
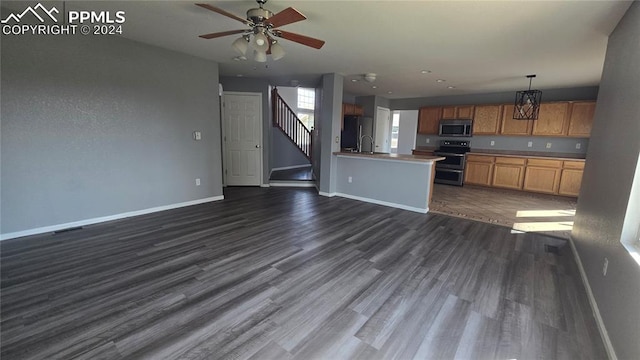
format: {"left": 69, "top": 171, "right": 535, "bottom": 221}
{"left": 193, "top": 131, "right": 202, "bottom": 140}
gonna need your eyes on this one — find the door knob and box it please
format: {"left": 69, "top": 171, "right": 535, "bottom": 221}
{"left": 255, "top": 145, "right": 261, "bottom": 148}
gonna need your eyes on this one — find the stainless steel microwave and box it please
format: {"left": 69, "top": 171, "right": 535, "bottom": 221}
{"left": 439, "top": 119, "right": 473, "bottom": 137}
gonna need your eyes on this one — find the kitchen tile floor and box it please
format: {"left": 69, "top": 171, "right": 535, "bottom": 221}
{"left": 430, "top": 184, "right": 577, "bottom": 240}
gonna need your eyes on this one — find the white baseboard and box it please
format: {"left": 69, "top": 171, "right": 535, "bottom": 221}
{"left": 269, "top": 164, "right": 312, "bottom": 176}
{"left": 567, "top": 236, "right": 617, "bottom": 360}
{"left": 334, "top": 193, "right": 428, "bottom": 214}
{"left": 0, "top": 196, "right": 225, "bottom": 241}
{"left": 318, "top": 191, "right": 336, "bottom": 197}
{"left": 260, "top": 184, "right": 271, "bottom": 188}
{"left": 269, "top": 181, "right": 316, "bottom": 188}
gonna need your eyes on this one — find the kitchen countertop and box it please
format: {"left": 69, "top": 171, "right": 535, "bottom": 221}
{"left": 334, "top": 151, "right": 445, "bottom": 163}
{"left": 468, "top": 149, "right": 586, "bottom": 161}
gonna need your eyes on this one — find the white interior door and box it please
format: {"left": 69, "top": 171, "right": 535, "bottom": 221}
{"left": 375, "top": 107, "right": 391, "bottom": 153}
{"left": 223, "top": 92, "right": 262, "bottom": 186}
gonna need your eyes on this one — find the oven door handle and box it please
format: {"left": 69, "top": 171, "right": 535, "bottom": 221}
{"left": 434, "top": 152, "right": 465, "bottom": 157}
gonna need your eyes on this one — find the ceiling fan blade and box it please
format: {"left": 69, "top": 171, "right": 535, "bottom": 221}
{"left": 195, "top": 3, "right": 249, "bottom": 25}
{"left": 276, "top": 30, "right": 325, "bottom": 49}
{"left": 266, "top": 7, "right": 306, "bottom": 28}
{"left": 199, "top": 29, "right": 246, "bottom": 39}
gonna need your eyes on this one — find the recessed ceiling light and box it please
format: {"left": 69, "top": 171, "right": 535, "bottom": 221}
{"left": 436, "top": 79, "right": 446, "bottom": 83}
{"left": 351, "top": 79, "right": 358, "bottom": 82}
{"left": 372, "top": 85, "right": 377, "bottom": 89}
{"left": 421, "top": 70, "right": 431, "bottom": 74}
{"left": 448, "top": 86, "right": 455, "bottom": 89}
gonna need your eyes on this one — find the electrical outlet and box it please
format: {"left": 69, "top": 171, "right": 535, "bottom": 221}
{"left": 527, "top": 141, "right": 533, "bottom": 148}
{"left": 335, "top": 136, "right": 339, "bottom": 144}
{"left": 546, "top": 142, "right": 552, "bottom": 149}
{"left": 490, "top": 141, "right": 495, "bottom": 146}
{"left": 195, "top": 178, "right": 201, "bottom": 186}
{"left": 348, "top": 176, "right": 353, "bottom": 183}
{"left": 603, "top": 257, "right": 609, "bottom": 276}
{"left": 426, "top": 138, "right": 430, "bottom": 144}
{"left": 193, "top": 131, "right": 202, "bottom": 140}
{"left": 576, "top": 143, "right": 581, "bottom": 149}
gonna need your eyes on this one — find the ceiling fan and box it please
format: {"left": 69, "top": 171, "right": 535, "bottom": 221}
{"left": 196, "top": 0, "right": 325, "bottom": 62}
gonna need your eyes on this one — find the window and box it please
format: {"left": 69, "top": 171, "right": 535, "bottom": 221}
{"left": 297, "top": 88, "right": 315, "bottom": 130}
{"left": 390, "top": 113, "right": 400, "bottom": 153}
{"left": 621, "top": 156, "right": 640, "bottom": 266}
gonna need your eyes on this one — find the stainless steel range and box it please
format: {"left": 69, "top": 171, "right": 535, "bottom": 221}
{"left": 433, "top": 140, "right": 471, "bottom": 186}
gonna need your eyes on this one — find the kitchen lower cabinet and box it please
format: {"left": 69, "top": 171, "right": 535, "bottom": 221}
{"left": 558, "top": 161, "right": 585, "bottom": 196}
{"left": 464, "top": 155, "right": 494, "bottom": 186}
{"left": 523, "top": 159, "right": 562, "bottom": 194}
{"left": 492, "top": 157, "right": 526, "bottom": 190}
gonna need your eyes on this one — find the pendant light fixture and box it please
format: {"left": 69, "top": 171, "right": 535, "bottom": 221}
{"left": 513, "top": 74, "right": 542, "bottom": 120}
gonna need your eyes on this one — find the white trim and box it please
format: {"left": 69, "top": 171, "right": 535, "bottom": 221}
{"left": 260, "top": 183, "right": 271, "bottom": 188}
{"left": 269, "top": 181, "right": 316, "bottom": 188}
{"left": 334, "top": 192, "right": 428, "bottom": 214}
{"left": 269, "top": 164, "right": 312, "bottom": 176}
{"left": 318, "top": 191, "right": 336, "bottom": 197}
{"left": 567, "top": 237, "right": 618, "bottom": 360}
{"left": 0, "top": 196, "right": 224, "bottom": 241}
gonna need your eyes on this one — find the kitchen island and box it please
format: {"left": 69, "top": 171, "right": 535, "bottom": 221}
{"left": 332, "top": 152, "right": 444, "bottom": 213}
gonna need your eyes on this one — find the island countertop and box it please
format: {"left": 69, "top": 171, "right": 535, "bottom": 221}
{"left": 333, "top": 151, "right": 445, "bottom": 163}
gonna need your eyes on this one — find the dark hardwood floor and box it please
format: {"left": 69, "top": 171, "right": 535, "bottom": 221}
{"left": 0, "top": 187, "right": 606, "bottom": 360}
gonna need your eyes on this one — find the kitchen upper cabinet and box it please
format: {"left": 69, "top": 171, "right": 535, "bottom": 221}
{"left": 343, "top": 103, "right": 355, "bottom": 116}
{"left": 442, "top": 105, "right": 474, "bottom": 119}
{"left": 523, "top": 159, "right": 562, "bottom": 194}
{"left": 567, "top": 101, "right": 596, "bottom": 137}
{"left": 418, "top": 106, "right": 442, "bottom": 134}
{"left": 441, "top": 106, "right": 456, "bottom": 119}
{"left": 500, "top": 104, "right": 533, "bottom": 136}
{"left": 473, "top": 105, "right": 503, "bottom": 135}
{"left": 492, "top": 157, "right": 526, "bottom": 190}
{"left": 464, "top": 155, "right": 495, "bottom": 186}
{"left": 558, "top": 161, "right": 585, "bottom": 196}
{"left": 532, "top": 102, "right": 571, "bottom": 136}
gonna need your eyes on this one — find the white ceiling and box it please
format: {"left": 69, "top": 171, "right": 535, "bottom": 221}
{"left": 6, "top": 0, "right": 633, "bottom": 98}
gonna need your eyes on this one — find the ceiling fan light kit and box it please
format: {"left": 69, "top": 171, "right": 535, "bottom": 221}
{"left": 513, "top": 74, "right": 542, "bottom": 120}
{"left": 364, "top": 73, "right": 376, "bottom": 83}
{"left": 196, "top": 0, "right": 325, "bottom": 62}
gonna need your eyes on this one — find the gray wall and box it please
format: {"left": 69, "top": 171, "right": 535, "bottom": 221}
{"left": 1, "top": 32, "right": 222, "bottom": 235}
{"left": 318, "top": 73, "right": 343, "bottom": 194}
{"left": 336, "top": 157, "right": 431, "bottom": 211}
{"left": 572, "top": 3, "right": 640, "bottom": 359}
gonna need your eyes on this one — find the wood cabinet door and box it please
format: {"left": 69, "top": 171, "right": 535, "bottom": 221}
{"left": 354, "top": 105, "right": 364, "bottom": 116}
{"left": 465, "top": 161, "right": 494, "bottom": 186}
{"left": 456, "top": 106, "right": 475, "bottom": 119}
{"left": 418, "top": 107, "right": 441, "bottom": 134}
{"left": 500, "top": 104, "right": 533, "bottom": 135}
{"left": 343, "top": 103, "right": 355, "bottom": 116}
{"left": 441, "top": 106, "right": 456, "bottom": 119}
{"left": 473, "top": 105, "right": 502, "bottom": 134}
{"left": 523, "top": 166, "right": 561, "bottom": 194}
{"left": 532, "top": 102, "right": 570, "bottom": 136}
{"left": 492, "top": 163, "right": 525, "bottom": 189}
{"left": 567, "top": 101, "right": 596, "bottom": 137}
{"left": 558, "top": 169, "right": 584, "bottom": 197}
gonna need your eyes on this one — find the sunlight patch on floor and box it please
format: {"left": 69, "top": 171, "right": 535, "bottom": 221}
{"left": 513, "top": 221, "right": 574, "bottom": 232}
{"left": 516, "top": 209, "right": 576, "bottom": 217}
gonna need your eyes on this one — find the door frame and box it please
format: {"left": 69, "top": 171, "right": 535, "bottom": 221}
{"left": 221, "top": 91, "right": 263, "bottom": 186}
{"left": 375, "top": 106, "right": 391, "bottom": 153}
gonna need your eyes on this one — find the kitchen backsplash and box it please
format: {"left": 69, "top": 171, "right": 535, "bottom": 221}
{"left": 416, "top": 134, "right": 589, "bottom": 154}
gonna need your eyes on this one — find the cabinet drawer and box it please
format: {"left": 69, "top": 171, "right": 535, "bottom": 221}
{"left": 527, "top": 159, "right": 562, "bottom": 168}
{"left": 495, "top": 157, "right": 526, "bottom": 165}
{"left": 563, "top": 161, "right": 585, "bottom": 170}
{"left": 466, "top": 155, "right": 495, "bottom": 163}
